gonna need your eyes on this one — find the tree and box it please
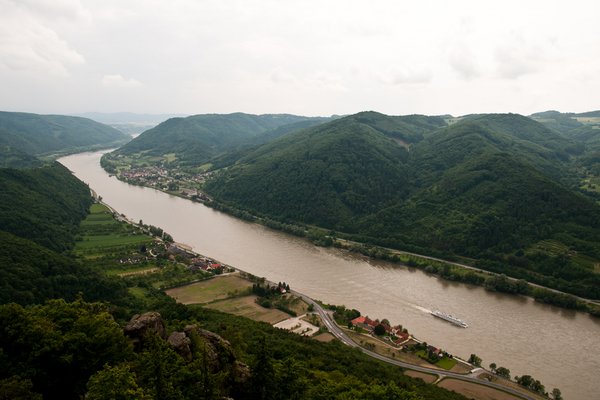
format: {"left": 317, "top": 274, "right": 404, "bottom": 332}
{"left": 489, "top": 363, "right": 496, "bottom": 372}
{"left": 274, "top": 358, "right": 307, "bottom": 400}
{"left": 0, "top": 376, "right": 42, "bottom": 400}
{"left": 495, "top": 367, "right": 510, "bottom": 379}
{"left": 86, "top": 364, "right": 150, "bottom": 400}
{"left": 515, "top": 375, "right": 534, "bottom": 388}
{"left": 374, "top": 324, "right": 386, "bottom": 336}
{"left": 134, "top": 333, "right": 185, "bottom": 400}
{"left": 551, "top": 388, "right": 563, "bottom": 400}
{"left": 531, "top": 380, "right": 545, "bottom": 394}
{"left": 468, "top": 353, "right": 482, "bottom": 367}
{"left": 250, "top": 336, "right": 275, "bottom": 400}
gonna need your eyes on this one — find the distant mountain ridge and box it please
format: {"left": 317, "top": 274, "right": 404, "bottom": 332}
{"left": 111, "top": 112, "right": 331, "bottom": 166}
{"left": 0, "top": 111, "right": 129, "bottom": 166}
{"left": 74, "top": 111, "right": 187, "bottom": 125}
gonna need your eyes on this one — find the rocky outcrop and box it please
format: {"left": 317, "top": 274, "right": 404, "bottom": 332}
{"left": 232, "top": 360, "right": 251, "bottom": 384}
{"left": 124, "top": 311, "right": 167, "bottom": 349}
{"left": 124, "top": 312, "right": 251, "bottom": 390}
{"left": 183, "top": 325, "right": 237, "bottom": 372}
{"left": 167, "top": 331, "right": 192, "bottom": 361}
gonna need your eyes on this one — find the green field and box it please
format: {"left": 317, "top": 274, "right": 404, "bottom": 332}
{"left": 76, "top": 234, "right": 150, "bottom": 249}
{"left": 415, "top": 350, "right": 458, "bottom": 370}
{"left": 526, "top": 239, "right": 569, "bottom": 257}
{"left": 527, "top": 239, "right": 600, "bottom": 271}
{"left": 74, "top": 203, "right": 151, "bottom": 257}
{"left": 165, "top": 274, "right": 252, "bottom": 304}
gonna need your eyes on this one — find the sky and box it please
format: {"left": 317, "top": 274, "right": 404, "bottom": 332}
{"left": 0, "top": 0, "right": 599, "bottom": 117}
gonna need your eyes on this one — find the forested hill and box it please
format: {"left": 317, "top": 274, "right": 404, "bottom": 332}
{"left": 530, "top": 110, "right": 600, "bottom": 177}
{"left": 110, "top": 112, "right": 329, "bottom": 166}
{"left": 0, "top": 162, "right": 131, "bottom": 307}
{"left": 0, "top": 163, "right": 92, "bottom": 252}
{"left": 0, "top": 112, "right": 129, "bottom": 163}
{"left": 205, "top": 112, "right": 600, "bottom": 299}
{"left": 0, "top": 142, "right": 42, "bottom": 168}
{"left": 205, "top": 112, "right": 445, "bottom": 229}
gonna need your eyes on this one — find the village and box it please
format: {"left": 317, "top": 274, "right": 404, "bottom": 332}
{"left": 118, "top": 165, "right": 213, "bottom": 200}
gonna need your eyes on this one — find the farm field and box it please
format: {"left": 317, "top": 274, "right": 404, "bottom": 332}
{"left": 403, "top": 370, "right": 437, "bottom": 384}
{"left": 205, "top": 295, "right": 291, "bottom": 324}
{"left": 439, "top": 379, "right": 524, "bottom": 400}
{"left": 74, "top": 203, "right": 151, "bottom": 257}
{"left": 165, "top": 273, "right": 252, "bottom": 304}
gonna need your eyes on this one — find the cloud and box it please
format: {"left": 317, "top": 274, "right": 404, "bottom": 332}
{"left": 448, "top": 46, "right": 480, "bottom": 80}
{"left": 101, "top": 74, "right": 142, "bottom": 88}
{"left": 380, "top": 68, "right": 432, "bottom": 85}
{"left": 270, "top": 68, "right": 296, "bottom": 84}
{"left": 13, "top": 0, "right": 91, "bottom": 22}
{"left": 494, "top": 35, "right": 550, "bottom": 79}
{"left": 0, "top": 0, "right": 85, "bottom": 76}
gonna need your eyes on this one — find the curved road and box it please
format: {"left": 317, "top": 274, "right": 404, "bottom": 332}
{"left": 292, "top": 290, "right": 539, "bottom": 400}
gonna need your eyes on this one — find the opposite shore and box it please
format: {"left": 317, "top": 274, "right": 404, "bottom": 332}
{"left": 100, "top": 164, "right": 600, "bottom": 317}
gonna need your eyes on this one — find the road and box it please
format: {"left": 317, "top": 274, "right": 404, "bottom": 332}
{"left": 292, "top": 290, "right": 539, "bottom": 400}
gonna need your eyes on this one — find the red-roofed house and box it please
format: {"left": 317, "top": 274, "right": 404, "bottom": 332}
{"left": 393, "top": 331, "right": 410, "bottom": 345}
{"left": 350, "top": 316, "right": 378, "bottom": 331}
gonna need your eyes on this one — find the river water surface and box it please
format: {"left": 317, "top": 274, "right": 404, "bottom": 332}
{"left": 60, "top": 151, "right": 599, "bottom": 400}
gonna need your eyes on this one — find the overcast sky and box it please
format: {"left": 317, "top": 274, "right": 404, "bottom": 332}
{"left": 1, "top": 0, "right": 599, "bottom": 117}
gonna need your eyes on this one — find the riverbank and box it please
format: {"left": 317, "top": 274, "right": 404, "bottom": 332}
{"left": 160, "top": 247, "right": 545, "bottom": 400}
{"left": 93, "top": 190, "right": 544, "bottom": 399}
{"left": 100, "top": 168, "right": 600, "bottom": 316}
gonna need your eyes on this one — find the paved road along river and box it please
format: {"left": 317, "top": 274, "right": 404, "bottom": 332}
{"left": 60, "top": 151, "right": 600, "bottom": 400}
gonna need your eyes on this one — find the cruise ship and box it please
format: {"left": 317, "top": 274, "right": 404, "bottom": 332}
{"left": 431, "top": 310, "right": 468, "bottom": 328}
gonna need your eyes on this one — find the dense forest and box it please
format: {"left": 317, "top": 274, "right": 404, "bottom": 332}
{"left": 204, "top": 112, "right": 600, "bottom": 299}
{"left": 0, "top": 111, "right": 129, "bottom": 164}
{"left": 0, "top": 162, "right": 467, "bottom": 399}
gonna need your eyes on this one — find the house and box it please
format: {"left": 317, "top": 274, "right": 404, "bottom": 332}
{"left": 350, "top": 316, "right": 378, "bottom": 331}
{"left": 427, "top": 345, "right": 442, "bottom": 357}
{"left": 393, "top": 331, "right": 410, "bottom": 345}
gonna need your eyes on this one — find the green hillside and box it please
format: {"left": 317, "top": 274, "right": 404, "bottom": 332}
{"left": 0, "top": 111, "right": 129, "bottom": 158}
{"left": 0, "top": 143, "right": 42, "bottom": 168}
{"left": 205, "top": 112, "right": 420, "bottom": 229}
{"left": 0, "top": 163, "right": 131, "bottom": 307}
{"left": 531, "top": 110, "right": 600, "bottom": 199}
{"left": 205, "top": 112, "right": 600, "bottom": 299}
{"left": 0, "top": 163, "right": 92, "bottom": 252}
{"left": 110, "top": 112, "right": 325, "bottom": 167}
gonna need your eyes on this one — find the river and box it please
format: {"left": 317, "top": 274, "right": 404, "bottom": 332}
{"left": 59, "top": 151, "right": 599, "bottom": 400}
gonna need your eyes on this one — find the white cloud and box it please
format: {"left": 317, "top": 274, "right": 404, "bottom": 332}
{"left": 448, "top": 45, "right": 480, "bottom": 81}
{"left": 270, "top": 68, "right": 296, "bottom": 84}
{"left": 380, "top": 68, "right": 432, "bottom": 85}
{"left": 101, "top": 74, "right": 142, "bottom": 88}
{"left": 13, "top": 0, "right": 91, "bottom": 22}
{"left": 494, "top": 34, "right": 556, "bottom": 80}
{"left": 0, "top": 0, "right": 85, "bottom": 76}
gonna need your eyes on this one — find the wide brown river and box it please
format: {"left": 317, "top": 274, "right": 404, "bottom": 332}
{"left": 60, "top": 151, "right": 599, "bottom": 400}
